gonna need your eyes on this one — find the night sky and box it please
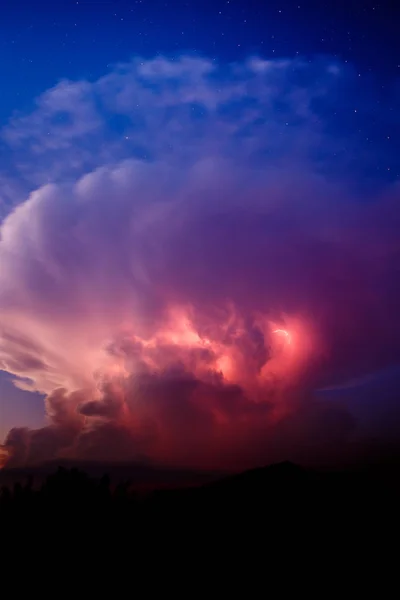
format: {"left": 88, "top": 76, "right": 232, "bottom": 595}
{"left": 0, "top": 0, "right": 399, "bottom": 469}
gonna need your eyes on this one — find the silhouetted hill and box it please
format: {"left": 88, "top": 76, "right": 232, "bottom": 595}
{"left": 2, "top": 459, "right": 400, "bottom": 578}
{"left": 206, "top": 460, "right": 306, "bottom": 490}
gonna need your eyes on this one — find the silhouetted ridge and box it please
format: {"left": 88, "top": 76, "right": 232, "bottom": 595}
{"left": 205, "top": 460, "right": 307, "bottom": 493}
{"left": 1, "top": 459, "right": 400, "bottom": 572}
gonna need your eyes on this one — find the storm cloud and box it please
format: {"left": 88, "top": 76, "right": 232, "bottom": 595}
{"left": 1, "top": 55, "right": 399, "bottom": 469}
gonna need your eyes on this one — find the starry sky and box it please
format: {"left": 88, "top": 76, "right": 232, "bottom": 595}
{"left": 0, "top": 0, "right": 398, "bottom": 189}
{"left": 0, "top": 0, "right": 399, "bottom": 469}
{"left": 1, "top": 1, "right": 399, "bottom": 116}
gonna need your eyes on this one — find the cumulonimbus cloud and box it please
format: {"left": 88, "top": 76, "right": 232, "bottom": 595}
{"left": 0, "top": 55, "right": 399, "bottom": 470}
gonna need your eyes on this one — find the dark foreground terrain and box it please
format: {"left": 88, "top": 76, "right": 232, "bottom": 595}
{"left": 1, "top": 460, "right": 399, "bottom": 586}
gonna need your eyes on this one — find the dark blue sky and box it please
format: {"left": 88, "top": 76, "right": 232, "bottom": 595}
{"left": 1, "top": 0, "right": 399, "bottom": 118}
{"left": 0, "top": 0, "right": 398, "bottom": 186}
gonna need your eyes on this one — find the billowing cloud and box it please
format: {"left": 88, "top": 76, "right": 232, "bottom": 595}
{"left": 0, "top": 55, "right": 399, "bottom": 470}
